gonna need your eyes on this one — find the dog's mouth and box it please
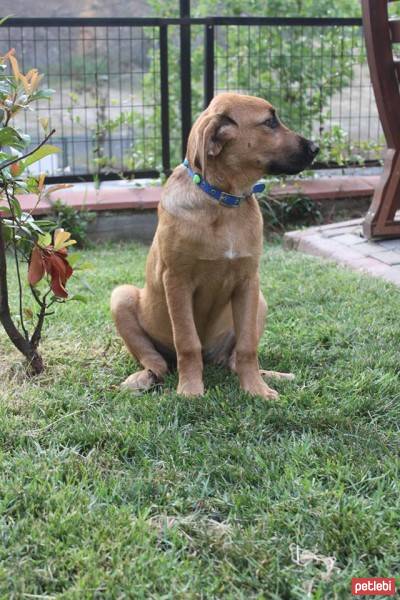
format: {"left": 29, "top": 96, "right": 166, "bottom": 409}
{"left": 267, "top": 137, "right": 319, "bottom": 176}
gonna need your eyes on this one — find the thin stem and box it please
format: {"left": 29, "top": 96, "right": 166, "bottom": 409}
{"left": 12, "top": 227, "right": 28, "bottom": 339}
{"left": 22, "top": 190, "right": 44, "bottom": 221}
{"left": 30, "top": 300, "right": 46, "bottom": 349}
{"left": 0, "top": 128, "right": 56, "bottom": 172}
{"left": 4, "top": 101, "right": 14, "bottom": 126}
{"left": 30, "top": 283, "right": 44, "bottom": 308}
{"left": 30, "top": 289, "right": 53, "bottom": 349}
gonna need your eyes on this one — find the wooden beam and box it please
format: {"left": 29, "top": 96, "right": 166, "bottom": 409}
{"left": 389, "top": 19, "right": 400, "bottom": 41}
{"left": 363, "top": 150, "right": 400, "bottom": 238}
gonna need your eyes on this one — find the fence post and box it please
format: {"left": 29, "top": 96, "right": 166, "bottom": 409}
{"left": 159, "top": 25, "right": 171, "bottom": 176}
{"left": 180, "top": 0, "right": 192, "bottom": 159}
{"left": 204, "top": 21, "right": 214, "bottom": 109}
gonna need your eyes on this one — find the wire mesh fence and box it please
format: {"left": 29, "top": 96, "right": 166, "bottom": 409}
{"left": 0, "top": 20, "right": 163, "bottom": 179}
{"left": 0, "top": 17, "right": 384, "bottom": 181}
{"left": 213, "top": 23, "right": 382, "bottom": 168}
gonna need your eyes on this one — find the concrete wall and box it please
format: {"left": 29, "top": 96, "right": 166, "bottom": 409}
{"left": 87, "top": 210, "right": 158, "bottom": 244}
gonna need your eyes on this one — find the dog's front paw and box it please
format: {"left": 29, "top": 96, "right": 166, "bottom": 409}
{"left": 241, "top": 378, "right": 279, "bottom": 400}
{"left": 177, "top": 379, "right": 204, "bottom": 397}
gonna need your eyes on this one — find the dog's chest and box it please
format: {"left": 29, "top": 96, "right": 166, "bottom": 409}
{"left": 197, "top": 214, "right": 261, "bottom": 262}
{"left": 223, "top": 229, "right": 246, "bottom": 260}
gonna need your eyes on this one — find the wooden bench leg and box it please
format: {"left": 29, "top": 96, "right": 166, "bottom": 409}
{"left": 363, "top": 149, "right": 400, "bottom": 238}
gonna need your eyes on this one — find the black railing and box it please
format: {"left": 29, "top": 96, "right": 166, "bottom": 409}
{"left": 0, "top": 15, "right": 383, "bottom": 182}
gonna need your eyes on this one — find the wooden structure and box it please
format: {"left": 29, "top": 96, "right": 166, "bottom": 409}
{"left": 362, "top": 0, "right": 400, "bottom": 238}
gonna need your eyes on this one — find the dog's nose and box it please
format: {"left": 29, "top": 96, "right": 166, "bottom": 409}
{"left": 309, "top": 142, "right": 319, "bottom": 157}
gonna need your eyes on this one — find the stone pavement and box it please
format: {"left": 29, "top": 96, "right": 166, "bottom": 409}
{"left": 284, "top": 219, "right": 400, "bottom": 287}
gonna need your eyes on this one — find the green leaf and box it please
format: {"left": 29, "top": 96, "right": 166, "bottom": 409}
{"left": 0, "top": 15, "right": 12, "bottom": 26}
{"left": 35, "top": 219, "right": 56, "bottom": 231}
{"left": 68, "top": 294, "right": 88, "bottom": 304}
{"left": 26, "top": 220, "right": 44, "bottom": 234}
{"left": 23, "top": 307, "right": 34, "bottom": 320}
{"left": 9, "top": 196, "right": 22, "bottom": 218}
{"left": 14, "top": 181, "right": 28, "bottom": 192}
{"left": 37, "top": 232, "right": 52, "bottom": 248}
{"left": 29, "top": 89, "right": 55, "bottom": 102}
{"left": 66, "top": 253, "right": 81, "bottom": 267}
{"left": 74, "top": 261, "right": 94, "bottom": 271}
{"left": 0, "top": 126, "right": 27, "bottom": 151}
{"left": 2, "top": 222, "right": 12, "bottom": 242}
{"left": 0, "top": 205, "right": 10, "bottom": 213}
{"left": 22, "top": 144, "right": 60, "bottom": 169}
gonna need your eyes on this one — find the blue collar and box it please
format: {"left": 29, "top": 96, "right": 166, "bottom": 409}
{"left": 182, "top": 159, "right": 265, "bottom": 208}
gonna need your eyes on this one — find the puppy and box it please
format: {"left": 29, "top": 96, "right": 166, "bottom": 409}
{"left": 111, "top": 93, "right": 318, "bottom": 399}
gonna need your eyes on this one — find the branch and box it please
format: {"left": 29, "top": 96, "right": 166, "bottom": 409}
{"left": 0, "top": 219, "right": 43, "bottom": 373}
{"left": 30, "top": 287, "right": 52, "bottom": 349}
{"left": 2, "top": 178, "right": 29, "bottom": 340}
{"left": 0, "top": 129, "right": 56, "bottom": 173}
{"left": 30, "top": 301, "right": 46, "bottom": 349}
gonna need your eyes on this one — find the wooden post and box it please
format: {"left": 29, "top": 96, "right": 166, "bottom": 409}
{"left": 361, "top": 0, "right": 400, "bottom": 238}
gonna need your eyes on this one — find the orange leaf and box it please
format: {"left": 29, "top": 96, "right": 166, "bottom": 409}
{"left": 46, "top": 184, "right": 74, "bottom": 195}
{"left": 8, "top": 52, "right": 21, "bottom": 80}
{"left": 39, "top": 117, "right": 49, "bottom": 132}
{"left": 10, "top": 162, "right": 23, "bottom": 177}
{"left": 38, "top": 173, "right": 46, "bottom": 191}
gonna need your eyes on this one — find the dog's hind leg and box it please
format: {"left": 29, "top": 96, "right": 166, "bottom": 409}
{"left": 229, "top": 291, "right": 295, "bottom": 381}
{"left": 110, "top": 285, "right": 169, "bottom": 391}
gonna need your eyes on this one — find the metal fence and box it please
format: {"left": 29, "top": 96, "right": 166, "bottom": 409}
{"left": 0, "top": 15, "right": 383, "bottom": 182}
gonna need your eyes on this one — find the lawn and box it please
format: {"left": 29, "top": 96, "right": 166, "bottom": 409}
{"left": 0, "top": 242, "right": 399, "bottom": 599}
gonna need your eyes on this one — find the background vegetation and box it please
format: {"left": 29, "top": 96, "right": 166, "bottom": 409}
{"left": 90, "top": 0, "right": 379, "bottom": 174}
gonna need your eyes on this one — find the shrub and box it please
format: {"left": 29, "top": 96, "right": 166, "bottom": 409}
{"left": 47, "top": 200, "right": 95, "bottom": 248}
{"left": 0, "top": 49, "right": 88, "bottom": 374}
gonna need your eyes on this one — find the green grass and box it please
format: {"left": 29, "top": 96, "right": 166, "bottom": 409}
{"left": 1, "top": 242, "right": 399, "bottom": 599}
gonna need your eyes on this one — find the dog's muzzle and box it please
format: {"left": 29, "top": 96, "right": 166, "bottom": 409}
{"left": 307, "top": 141, "right": 320, "bottom": 159}
{"left": 268, "top": 137, "right": 320, "bottom": 175}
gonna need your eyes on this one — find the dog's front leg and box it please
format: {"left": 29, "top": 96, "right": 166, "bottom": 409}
{"left": 164, "top": 272, "right": 204, "bottom": 396}
{"left": 232, "top": 276, "right": 278, "bottom": 400}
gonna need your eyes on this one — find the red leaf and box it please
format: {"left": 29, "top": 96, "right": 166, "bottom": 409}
{"left": 28, "top": 246, "right": 45, "bottom": 285}
{"left": 28, "top": 243, "right": 74, "bottom": 298}
{"left": 49, "top": 269, "right": 68, "bottom": 298}
{"left": 48, "top": 252, "right": 73, "bottom": 298}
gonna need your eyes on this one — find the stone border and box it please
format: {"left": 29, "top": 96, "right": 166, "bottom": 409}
{"left": 284, "top": 220, "right": 400, "bottom": 286}
{"left": 1, "top": 175, "right": 379, "bottom": 217}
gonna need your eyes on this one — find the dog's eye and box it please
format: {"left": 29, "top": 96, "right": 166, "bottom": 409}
{"left": 264, "top": 116, "right": 279, "bottom": 129}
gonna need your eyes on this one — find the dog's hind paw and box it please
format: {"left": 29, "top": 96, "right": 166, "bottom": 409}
{"left": 121, "top": 369, "right": 160, "bottom": 393}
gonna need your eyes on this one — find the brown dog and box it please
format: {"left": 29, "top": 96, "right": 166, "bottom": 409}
{"left": 111, "top": 93, "right": 318, "bottom": 399}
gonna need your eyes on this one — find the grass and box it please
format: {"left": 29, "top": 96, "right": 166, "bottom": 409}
{"left": 1, "top": 242, "right": 399, "bottom": 599}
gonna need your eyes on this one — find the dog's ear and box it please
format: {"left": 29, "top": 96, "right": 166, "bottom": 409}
{"left": 186, "top": 112, "right": 237, "bottom": 178}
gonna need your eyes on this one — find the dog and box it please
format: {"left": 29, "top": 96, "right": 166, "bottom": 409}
{"left": 111, "top": 92, "right": 319, "bottom": 399}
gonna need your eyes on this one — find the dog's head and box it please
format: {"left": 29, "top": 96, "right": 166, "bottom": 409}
{"left": 186, "top": 93, "right": 319, "bottom": 182}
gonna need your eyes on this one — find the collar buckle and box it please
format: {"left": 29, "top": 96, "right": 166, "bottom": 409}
{"left": 219, "top": 192, "right": 241, "bottom": 207}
